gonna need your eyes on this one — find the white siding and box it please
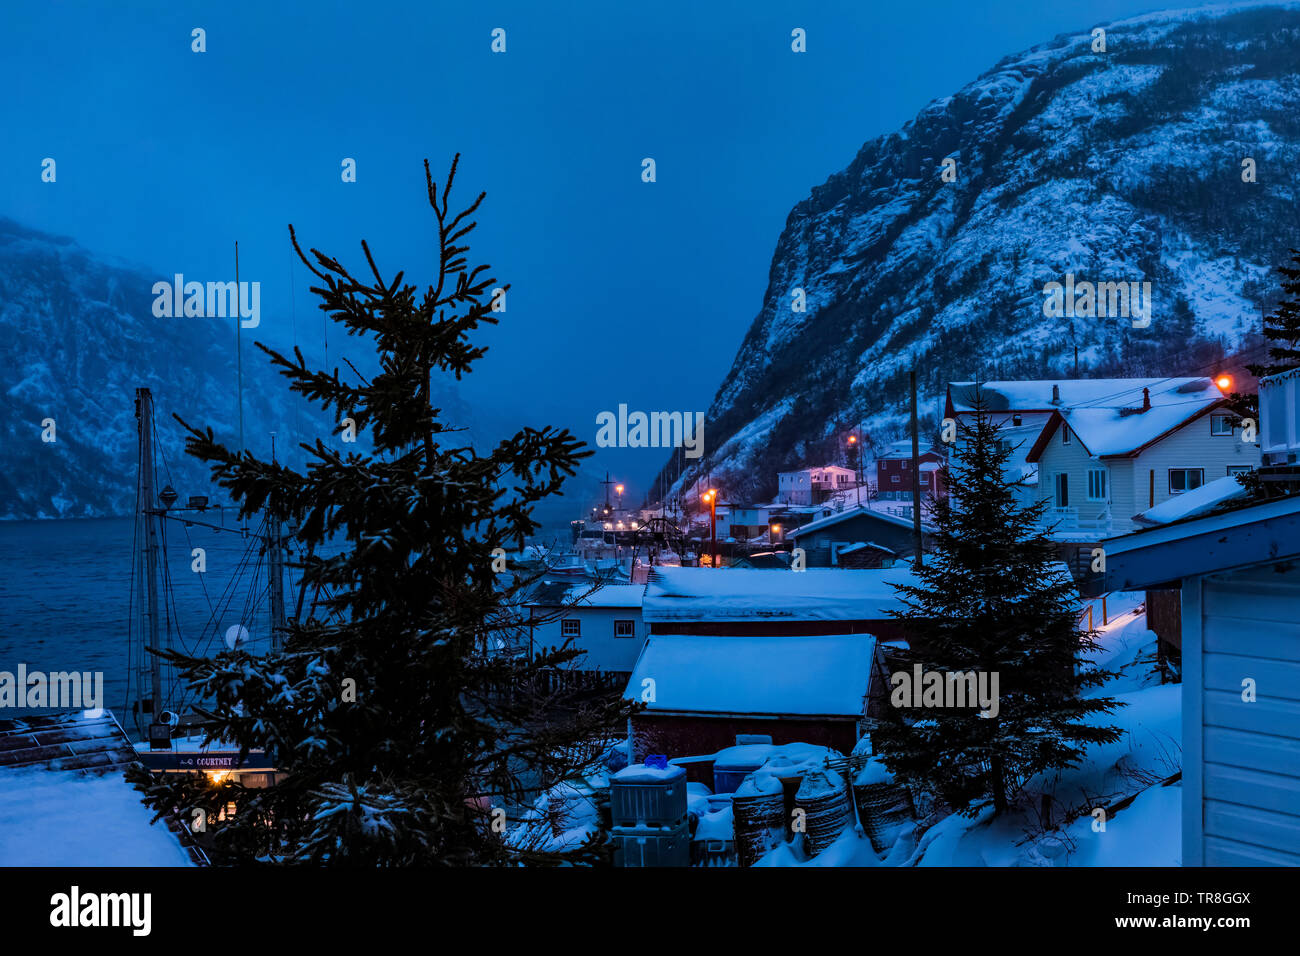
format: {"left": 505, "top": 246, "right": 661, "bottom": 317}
{"left": 1192, "top": 567, "right": 1300, "bottom": 865}
{"left": 1126, "top": 412, "right": 1259, "bottom": 516}
{"left": 1034, "top": 425, "right": 1112, "bottom": 526}
{"left": 529, "top": 605, "right": 645, "bottom": 673}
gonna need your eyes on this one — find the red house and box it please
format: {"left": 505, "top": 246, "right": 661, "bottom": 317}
{"left": 875, "top": 439, "right": 945, "bottom": 501}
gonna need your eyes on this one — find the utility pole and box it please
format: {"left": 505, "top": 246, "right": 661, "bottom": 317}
{"left": 910, "top": 367, "right": 924, "bottom": 569}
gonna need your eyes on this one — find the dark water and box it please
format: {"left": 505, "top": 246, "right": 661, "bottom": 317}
{"left": 0, "top": 516, "right": 286, "bottom": 737}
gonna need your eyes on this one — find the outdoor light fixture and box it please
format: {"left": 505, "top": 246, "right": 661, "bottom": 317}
{"left": 1215, "top": 374, "right": 1233, "bottom": 391}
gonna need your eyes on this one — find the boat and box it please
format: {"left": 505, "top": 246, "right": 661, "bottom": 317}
{"left": 127, "top": 386, "right": 289, "bottom": 789}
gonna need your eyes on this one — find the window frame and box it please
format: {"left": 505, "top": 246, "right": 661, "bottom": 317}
{"left": 1061, "top": 424, "right": 1071, "bottom": 445}
{"left": 1168, "top": 468, "right": 1205, "bottom": 495}
{"left": 1210, "top": 414, "right": 1234, "bottom": 437}
{"left": 561, "top": 619, "right": 580, "bottom": 637}
{"left": 614, "top": 619, "right": 636, "bottom": 639}
{"left": 1086, "top": 466, "right": 1108, "bottom": 502}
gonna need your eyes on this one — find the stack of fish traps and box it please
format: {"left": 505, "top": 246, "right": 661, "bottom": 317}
{"left": 796, "top": 768, "right": 852, "bottom": 855}
{"left": 852, "top": 770, "right": 916, "bottom": 853}
{"left": 732, "top": 783, "right": 784, "bottom": 867}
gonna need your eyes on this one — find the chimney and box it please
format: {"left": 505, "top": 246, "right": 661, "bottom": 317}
{"left": 1051, "top": 384, "right": 1060, "bottom": 404}
{"left": 1142, "top": 387, "right": 1150, "bottom": 411}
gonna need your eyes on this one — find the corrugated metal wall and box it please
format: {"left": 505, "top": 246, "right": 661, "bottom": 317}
{"left": 1197, "top": 567, "right": 1300, "bottom": 865}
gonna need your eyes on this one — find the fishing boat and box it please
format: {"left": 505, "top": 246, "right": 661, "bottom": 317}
{"left": 127, "top": 386, "right": 289, "bottom": 788}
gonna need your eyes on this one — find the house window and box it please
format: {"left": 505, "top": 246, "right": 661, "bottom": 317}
{"left": 1012, "top": 414, "right": 1023, "bottom": 426}
{"left": 1055, "top": 473, "right": 1069, "bottom": 508}
{"left": 1210, "top": 415, "right": 1233, "bottom": 436}
{"left": 614, "top": 620, "right": 636, "bottom": 638}
{"left": 561, "top": 619, "right": 580, "bottom": 637}
{"left": 1087, "top": 467, "right": 1107, "bottom": 501}
{"left": 1061, "top": 425, "right": 1071, "bottom": 445}
{"left": 1168, "top": 469, "right": 1205, "bottom": 494}
{"left": 891, "top": 475, "right": 900, "bottom": 484}
{"left": 1227, "top": 465, "right": 1252, "bottom": 477}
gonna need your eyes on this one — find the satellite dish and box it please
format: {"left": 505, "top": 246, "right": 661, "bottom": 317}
{"left": 159, "top": 710, "right": 178, "bottom": 726}
{"left": 224, "top": 624, "right": 250, "bottom": 650}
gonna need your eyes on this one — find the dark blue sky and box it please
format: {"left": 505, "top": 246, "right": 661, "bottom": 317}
{"left": 3, "top": 0, "right": 1215, "bottom": 500}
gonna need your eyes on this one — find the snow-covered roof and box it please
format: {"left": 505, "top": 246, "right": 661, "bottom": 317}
{"left": 527, "top": 582, "right": 645, "bottom": 608}
{"left": 625, "top": 632, "right": 877, "bottom": 716}
{"left": 787, "top": 504, "right": 935, "bottom": 538}
{"left": 1132, "top": 474, "right": 1250, "bottom": 527}
{"left": 0, "top": 712, "right": 196, "bottom": 866}
{"left": 1025, "top": 379, "right": 1227, "bottom": 460}
{"left": 642, "top": 565, "right": 920, "bottom": 622}
{"left": 948, "top": 378, "right": 1216, "bottom": 414}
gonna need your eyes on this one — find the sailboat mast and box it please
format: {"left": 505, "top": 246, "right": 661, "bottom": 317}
{"left": 268, "top": 433, "right": 286, "bottom": 652}
{"left": 136, "top": 388, "right": 165, "bottom": 716}
{"left": 235, "top": 240, "right": 245, "bottom": 457}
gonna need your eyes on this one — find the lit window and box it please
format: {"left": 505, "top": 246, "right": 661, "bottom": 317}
{"left": 1168, "top": 469, "right": 1205, "bottom": 494}
{"left": 561, "top": 619, "right": 580, "bottom": 637}
{"left": 1210, "top": 415, "right": 1233, "bottom": 436}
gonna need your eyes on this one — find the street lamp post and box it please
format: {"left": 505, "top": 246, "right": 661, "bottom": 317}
{"left": 703, "top": 489, "right": 718, "bottom": 568}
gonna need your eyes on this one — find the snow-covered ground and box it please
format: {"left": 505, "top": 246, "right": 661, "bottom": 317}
{"left": 758, "top": 598, "right": 1181, "bottom": 866}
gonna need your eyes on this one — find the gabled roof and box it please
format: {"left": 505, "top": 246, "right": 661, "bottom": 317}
{"left": 787, "top": 504, "right": 935, "bottom": 538}
{"left": 1024, "top": 379, "right": 1227, "bottom": 461}
{"left": 625, "top": 632, "right": 876, "bottom": 717}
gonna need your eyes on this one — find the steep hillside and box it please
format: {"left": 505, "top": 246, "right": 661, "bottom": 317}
{"left": 666, "top": 3, "right": 1300, "bottom": 503}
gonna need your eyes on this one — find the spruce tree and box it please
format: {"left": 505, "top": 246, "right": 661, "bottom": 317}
{"left": 872, "top": 392, "right": 1123, "bottom": 815}
{"left": 129, "top": 156, "right": 634, "bottom": 865}
{"left": 1230, "top": 249, "right": 1300, "bottom": 425}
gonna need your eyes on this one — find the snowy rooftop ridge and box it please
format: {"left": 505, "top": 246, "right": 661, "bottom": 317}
{"left": 642, "top": 565, "right": 922, "bottom": 622}
{"left": 947, "top": 377, "right": 1218, "bottom": 414}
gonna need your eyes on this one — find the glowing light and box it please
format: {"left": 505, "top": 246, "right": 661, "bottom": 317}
{"left": 206, "top": 771, "right": 231, "bottom": 785}
{"left": 615, "top": 484, "right": 624, "bottom": 496}
{"left": 1215, "top": 374, "right": 1233, "bottom": 391}
{"left": 770, "top": 524, "right": 781, "bottom": 533}
{"left": 847, "top": 435, "right": 857, "bottom": 444}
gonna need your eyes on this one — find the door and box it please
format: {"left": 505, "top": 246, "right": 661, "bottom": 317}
{"left": 1055, "top": 473, "right": 1069, "bottom": 508}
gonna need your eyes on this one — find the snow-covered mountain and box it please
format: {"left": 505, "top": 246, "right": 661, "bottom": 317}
{"left": 665, "top": 2, "right": 1300, "bottom": 503}
{"left": 0, "top": 217, "right": 471, "bottom": 519}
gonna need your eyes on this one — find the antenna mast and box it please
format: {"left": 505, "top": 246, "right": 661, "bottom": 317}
{"left": 136, "top": 388, "right": 170, "bottom": 746}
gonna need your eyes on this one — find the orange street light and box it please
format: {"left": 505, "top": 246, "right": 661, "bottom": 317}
{"left": 615, "top": 484, "right": 624, "bottom": 496}
{"left": 1215, "top": 374, "right": 1233, "bottom": 392}
{"left": 847, "top": 435, "right": 857, "bottom": 444}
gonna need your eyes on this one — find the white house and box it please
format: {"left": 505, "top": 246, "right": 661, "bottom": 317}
{"left": 1024, "top": 378, "right": 1258, "bottom": 538}
{"left": 525, "top": 582, "right": 647, "bottom": 676}
{"left": 777, "top": 465, "right": 858, "bottom": 505}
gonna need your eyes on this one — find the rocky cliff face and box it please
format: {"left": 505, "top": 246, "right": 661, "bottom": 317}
{"left": 669, "top": 3, "right": 1300, "bottom": 503}
{"left": 0, "top": 217, "right": 475, "bottom": 519}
